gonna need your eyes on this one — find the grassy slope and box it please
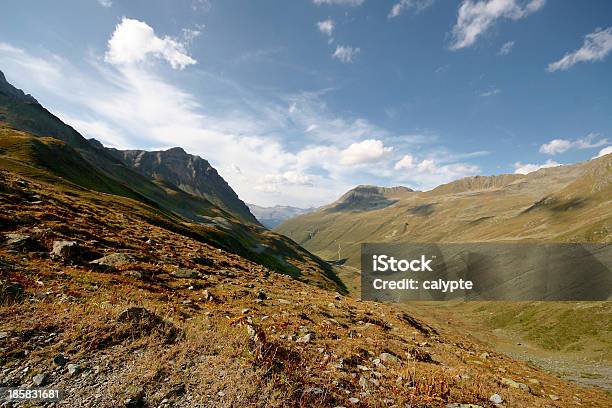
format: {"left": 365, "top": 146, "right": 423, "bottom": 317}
{"left": 1, "top": 169, "right": 610, "bottom": 407}
{"left": 0, "top": 124, "right": 344, "bottom": 292}
{"left": 276, "top": 156, "right": 612, "bottom": 388}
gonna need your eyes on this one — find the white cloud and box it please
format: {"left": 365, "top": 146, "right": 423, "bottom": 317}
{"left": 593, "top": 146, "right": 612, "bottom": 159}
{"left": 514, "top": 159, "right": 561, "bottom": 174}
{"left": 97, "top": 0, "right": 112, "bottom": 7}
{"left": 317, "top": 19, "right": 335, "bottom": 36}
{"left": 479, "top": 88, "right": 501, "bottom": 97}
{"left": 105, "top": 18, "right": 196, "bottom": 70}
{"left": 498, "top": 40, "right": 515, "bottom": 55}
{"left": 388, "top": 0, "right": 435, "bottom": 19}
{"left": 450, "top": 0, "right": 546, "bottom": 50}
{"left": 332, "top": 45, "right": 360, "bottom": 63}
{"left": 539, "top": 133, "right": 608, "bottom": 155}
{"left": 313, "top": 0, "right": 365, "bottom": 5}
{"left": 548, "top": 27, "right": 612, "bottom": 72}
{"left": 394, "top": 155, "right": 479, "bottom": 180}
{"left": 340, "top": 139, "right": 393, "bottom": 165}
{"left": 0, "top": 31, "right": 485, "bottom": 207}
{"left": 394, "top": 154, "right": 416, "bottom": 170}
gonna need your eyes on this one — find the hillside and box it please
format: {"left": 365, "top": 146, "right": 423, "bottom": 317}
{"left": 0, "top": 71, "right": 343, "bottom": 292}
{"left": 2, "top": 169, "right": 611, "bottom": 407}
{"left": 276, "top": 156, "right": 612, "bottom": 266}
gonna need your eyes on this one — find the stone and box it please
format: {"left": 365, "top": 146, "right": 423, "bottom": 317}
{"left": 296, "top": 333, "right": 313, "bottom": 343}
{"left": 241, "top": 308, "right": 250, "bottom": 314}
{"left": 67, "top": 364, "right": 80, "bottom": 376}
{"left": 379, "top": 352, "right": 400, "bottom": 364}
{"left": 446, "top": 404, "right": 484, "bottom": 408}
{"left": 53, "top": 354, "right": 67, "bottom": 366}
{"left": 479, "top": 352, "right": 490, "bottom": 359}
{"left": 349, "top": 397, "right": 360, "bottom": 404}
{"left": 548, "top": 394, "right": 560, "bottom": 401}
{"left": 4, "top": 233, "right": 40, "bottom": 252}
{"left": 51, "top": 241, "right": 81, "bottom": 261}
{"left": 359, "top": 376, "right": 368, "bottom": 389}
{"left": 257, "top": 290, "right": 267, "bottom": 300}
{"left": 489, "top": 394, "right": 503, "bottom": 404}
{"left": 0, "top": 331, "right": 8, "bottom": 339}
{"left": 32, "top": 373, "right": 47, "bottom": 386}
{"left": 171, "top": 269, "right": 201, "bottom": 279}
{"left": 500, "top": 377, "right": 530, "bottom": 392}
{"left": 90, "top": 253, "right": 134, "bottom": 268}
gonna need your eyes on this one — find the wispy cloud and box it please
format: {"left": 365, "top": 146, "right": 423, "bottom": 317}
{"left": 332, "top": 45, "right": 360, "bottom": 63}
{"left": 548, "top": 27, "right": 612, "bottom": 72}
{"left": 539, "top": 133, "right": 608, "bottom": 155}
{"left": 514, "top": 159, "right": 561, "bottom": 174}
{"left": 0, "top": 19, "right": 485, "bottom": 206}
{"left": 479, "top": 87, "right": 501, "bottom": 97}
{"left": 317, "top": 19, "right": 335, "bottom": 36}
{"left": 313, "top": 0, "right": 365, "bottom": 6}
{"left": 450, "top": 0, "right": 545, "bottom": 50}
{"left": 388, "top": 0, "right": 435, "bottom": 19}
{"left": 498, "top": 40, "right": 515, "bottom": 55}
{"left": 97, "top": 0, "right": 112, "bottom": 7}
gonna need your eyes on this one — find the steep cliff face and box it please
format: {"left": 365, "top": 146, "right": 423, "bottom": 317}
{"left": 107, "top": 147, "right": 258, "bottom": 225}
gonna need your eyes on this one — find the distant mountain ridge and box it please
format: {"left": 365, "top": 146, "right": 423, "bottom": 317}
{"left": 105, "top": 146, "right": 258, "bottom": 225}
{"left": 248, "top": 203, "right": 312, "bottom": 228}
{"left": 276, "top": 157, "right": 612, "bottom": 266}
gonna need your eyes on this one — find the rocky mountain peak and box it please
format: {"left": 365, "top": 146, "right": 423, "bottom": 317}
{"left": 0, "top": 70, "right": 38, "bottom": 104}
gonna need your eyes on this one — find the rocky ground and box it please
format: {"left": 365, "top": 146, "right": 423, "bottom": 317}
{"left": 1, "top": 170, "right": 611, "bottom": 407}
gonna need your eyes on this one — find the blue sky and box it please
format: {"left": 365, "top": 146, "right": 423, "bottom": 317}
{"left": 1, "top": 0, "right": 611, "bottom": 207}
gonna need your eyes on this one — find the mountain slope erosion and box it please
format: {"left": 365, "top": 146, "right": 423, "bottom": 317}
{"left": 277, "top": 157, "right": 612, "bottom": 266}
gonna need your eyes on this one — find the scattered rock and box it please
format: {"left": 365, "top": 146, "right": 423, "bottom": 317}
{"left": 500, "top": 377, "right": 530, "bottom": 392}
{"left": 548, "top": 394, "right": 560, "bottom": 401}
{"left": 90, "top": 253, "right": 134, "bottom": 269}
{"left": 348, "top": 397, "right": 360, "bottom": 404}
{"left": 379, "top": 352, "right": 400, "bottom": 364}
{"left": 67, "top": 364, "right": 81, "bottom": 377}
{"left": 171, "top": 269, "right": 201, "bottom": 279}
{"left": 257, "top": 290, "right": 267, "bottom": 300}
{"left": 51, "top": 240, "right": 81, "bottom": 261}
{"left": 0, "top": 331, "right": 8, "bottom": 339}
{"left": 479, "top": 352, "right": 490, "bottom": 359}
{"left": 124, "top": 389, "right": 145, "bottom": 408}
{"left": 489, "top": 394, "right": 503, "bottom": 404}
{"left": 53, "top": 354, "right": 67, "bottom": 366}
{"left": 32, "top": 373, "right": 47, "bottom": 386}
{"left": 123, "top": 270, "right": 143, "bottom": 279}
{"left": 4, "top": 233, "right": 40, "bottom": 252}
{"left": 202, "top": 289, "right": 216, "bottom": 302}
{"left": 241, "top": 308, "right": 250, "bottom": 314}
{"left": 296, "top": 333, "right": 314, "bottom": 343}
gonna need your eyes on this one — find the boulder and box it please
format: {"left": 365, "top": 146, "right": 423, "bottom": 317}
{"left": 90, "top": 253, "right": 134, "bottom": 268}
{"left": 171, "top": 269, "right": 201, "bottom": 279}
{"left": 51, "top": 240, "right": 81, "bottom": 261}
{"left": 4, "top": 233, "right": 40, "bottom": 252}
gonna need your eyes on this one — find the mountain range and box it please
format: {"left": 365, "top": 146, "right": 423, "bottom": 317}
{"left": 1, "top": 69, "right": 611, "bottom": 406}
{"left": 247, "top": 204, "right": 312, "bottom": 228}
{"left": 276, "top": 158, "right": 612, "bottom": 266}
{"left": 0, "top": 70, "right": 343, "bottom": 292}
